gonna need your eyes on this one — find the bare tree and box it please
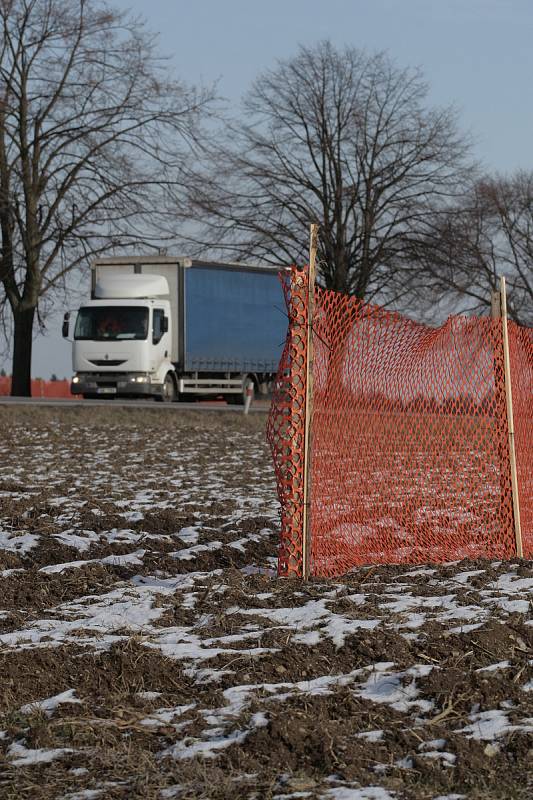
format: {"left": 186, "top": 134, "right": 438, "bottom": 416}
{"left": 413, "top": 172, "right": 533, "bottom": 325}
{"left": 0, "top": 0, "right": 214, "bottom": 395}
{"left": 187, "top": 41, "right": 473, "bottom": 307}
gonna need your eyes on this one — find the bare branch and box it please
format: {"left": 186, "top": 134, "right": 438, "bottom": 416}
{"left": 184, "top": 41, "right": 474, "bottom": 310}
{"left": 0, "top": 0, "right": 216, "bottom": 394}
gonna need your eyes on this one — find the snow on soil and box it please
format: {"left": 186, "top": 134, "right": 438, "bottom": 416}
{"left": 0, "top": 408, "right": 531, "bottom": 800}
{"left": 7, "top": 742, "right": 74, "bottom": 766}
{"left": 19, "top": 689, "right": 81, "bottom": 716}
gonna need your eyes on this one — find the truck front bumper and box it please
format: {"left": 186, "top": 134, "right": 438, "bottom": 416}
{"left": 71, "top": 373, "right": 160, "bottom": 398}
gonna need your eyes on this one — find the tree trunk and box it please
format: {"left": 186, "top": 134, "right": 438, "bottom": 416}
{"left": 11, "top": 306, "right": 35, "bottom": 397}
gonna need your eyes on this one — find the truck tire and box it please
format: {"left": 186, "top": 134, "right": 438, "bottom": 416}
{"left": 157, "top": 373, "right": 176, "bottom": 403}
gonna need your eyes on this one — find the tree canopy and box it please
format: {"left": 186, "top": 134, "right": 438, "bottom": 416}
{"left": 0, "top": 0, "right": 214, "bottom": 394}
{"left": 188, "top": 41, "right": 474, "bottom": 307}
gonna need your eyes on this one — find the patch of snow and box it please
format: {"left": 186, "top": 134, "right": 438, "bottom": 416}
{"left": 395, "top": 756, "right": 413, "bottom": 769}
{"left": 238, "top": 599, "right": 330, "bottom": 628}
{"left": 0, "top": 583, "right": 169, "bottom": 650}
{"left": 162, "top": 710, "right": 268, "bottom": 760}
{"left": 354, "top": 730, "right": 384, "bottom": 742}
{"left": 393, "top": 612, "right": 427, "bottom": 630}
{"left": 145, "top": 625, "right": 277, "bottom": 663}
{"left": 121, "top": 510, "right": 144, "bottom": 522}
{"left": 101, "top": 528, "right": 143, "bottom": 545}
{"left": 7, "top": 741, "right": 74, "bottom": 766}
{"left": 460, "top": 709, "right": 533, "bottom": 740}
{"left": 357, "top": 664, "right": 434, "bottom": 714}
{"left": 176, "top": 527, "right": 200, "bottom": 545}
{"left": 489, "top": 599, "right": 530, "bottom": 614}
{"left": 39, "top": 549, "right": 146, "bottom": 574}
{"left": 293, "top": 630, "right": 322, "bottom": 646}
{"left": 100, "top": 549, "right": 146, "bottom": 566}
{"left": 448, "top": 622, "right": 485, "bottom": 634}
{"left": 419, "top": 750, "right": 456, "bottom": 765}
{"left": 379, "top": 593, "right": 457, "bottom": 614}
{"left": 433, "top": 795, "right": 465, "bottom": 800}
{"left": 237, "top": 600, "right": 380, "bottom": 647}
{"left": 321, "top": 787, "right": 396, "bottom": 799}
{"left": 20, "top": 688, "right": 81, "bottom": 716}
{"left": 401, "top": 568, "right": 437, "bottom": 577}
{"left": 475, "top": 661, "right": 510, "bottom": 673}
{"left": 172, "top": 541, "right": 223, "bottom": 560}
{"left": 452, "top": 570, "right": 485, "bottom": 584}
{"left": 160, "top": 787, "right": 185, "bottom": 799}
{"left": 141, "top": 703, "right": 196, "bottom": 727}
{"left": 488, "top": 574, "right": 533, "bottom": 594}
{"left": 240, "top": 565, "right": 276, "bottom": 576}
{"left": 39, "top": 558, "right": 93, "bottom": 574}
{"left": 344, "top": 593, "right": 367, "bottom": 606}
{"left": 0, "top": 531, "right": 39, "bottom": 553}
{"left": 184, "top": 667, "right": 234, "bottom": 683}
{"left": 51, "top": 529, "right": 99, "bottom": 553}
{"left": 229, "top": 536, "right": 261, "bottom": 552}
{"left": 321, "top": 615, "right": 381, "bottom": 648}
{"left": 418, "top": 738, "right": 446, "bottom": 750}
{"left": 436, "top": 605, "right": 486, "bottom": 623}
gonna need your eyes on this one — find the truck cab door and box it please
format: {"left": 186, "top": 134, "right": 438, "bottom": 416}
{"left": 151, "top": 308, "right": 171, "bottom": 372}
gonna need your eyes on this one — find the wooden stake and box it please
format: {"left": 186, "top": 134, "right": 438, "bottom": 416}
{"left": 302, "top": 223, "right": 318, "bottom": 579}
{"left": 498, "top": 277, "right": 523, "bottom": 558}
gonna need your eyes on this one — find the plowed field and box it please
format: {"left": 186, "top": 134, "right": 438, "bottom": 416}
{"left": 0, "top": 406, "right": 531, "bottom": 800}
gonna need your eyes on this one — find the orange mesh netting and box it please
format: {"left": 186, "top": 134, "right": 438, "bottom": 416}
{"left": 266, "top": 270, "right": 308, "bottom": 576}
{"left": 267, "top": 267, "right": 532, "bottom": 578}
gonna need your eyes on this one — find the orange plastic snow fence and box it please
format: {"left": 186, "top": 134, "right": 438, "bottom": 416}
{"left": 267, "top": 267, "right": 532, "bottom": 578}
{"left": 0, "top": 377, "right": 76, "bottom": 398}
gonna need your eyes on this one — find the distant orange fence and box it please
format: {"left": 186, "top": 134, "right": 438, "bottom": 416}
{"left": 267, "top": 267, "right": 532, "bottom": 578}
{"left": 0, "top": 377, "right": 76, "bottom": 398}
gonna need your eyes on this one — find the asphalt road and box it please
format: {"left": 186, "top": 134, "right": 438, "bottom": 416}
{"left": 0, "top": 396, "right": 271, "bottom": 413}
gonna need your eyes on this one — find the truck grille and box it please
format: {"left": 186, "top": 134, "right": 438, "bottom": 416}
{"left": 89, "top": 359, "right": 126, "bottom": 367}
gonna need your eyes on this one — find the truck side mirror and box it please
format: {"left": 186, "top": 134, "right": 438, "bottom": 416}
{"left": 162, "top": 316, "right": 169, "bottom": 333}
{"left": 62, "top": 312, "right": 70, "bottom": 339}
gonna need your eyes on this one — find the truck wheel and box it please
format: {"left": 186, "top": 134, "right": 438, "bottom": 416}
{"left": 159, "top": 373, "right": 176, "bottom": 403}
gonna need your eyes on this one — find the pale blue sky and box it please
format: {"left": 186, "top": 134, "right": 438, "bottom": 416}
{"left": 4, "top": 0, "right": 533, "bottom": 378}
{"left": 123, "top": 0, "right": 533, "bottom": 172}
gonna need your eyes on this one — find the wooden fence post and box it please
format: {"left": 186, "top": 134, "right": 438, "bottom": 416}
{"left": 302, "top": 223, "right": 318, "bottom": 579}
{"left": 495, "top": 277, "right": 523, "bottom": 557}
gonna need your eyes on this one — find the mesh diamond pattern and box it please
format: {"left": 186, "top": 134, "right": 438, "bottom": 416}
{"left": 268, "top": 268, "right": 532, "bottom": 578}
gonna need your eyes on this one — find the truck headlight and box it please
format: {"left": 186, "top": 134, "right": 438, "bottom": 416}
{"left": 130, "top": 375, "right": 150, "bottom": 383}
{"left": 72, "top": 376, "right": 80, "bottom": 384}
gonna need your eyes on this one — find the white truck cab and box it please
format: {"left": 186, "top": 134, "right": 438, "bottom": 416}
{"left": 67, "top": 274, "right": 176, "bottom": 400}
{"left": 64, "top": 255, "right": 285, "bottom": 403}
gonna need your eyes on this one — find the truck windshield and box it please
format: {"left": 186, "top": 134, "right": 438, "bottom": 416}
{"left": 74, "top": 307, "right": 149, "bottom": 341}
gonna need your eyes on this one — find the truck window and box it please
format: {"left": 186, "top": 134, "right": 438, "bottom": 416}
{"left": 74, "top": 307, "right": 148, "bottom": 341}
{"left": 153, "top": 309, "right": 165, "bottom": 344}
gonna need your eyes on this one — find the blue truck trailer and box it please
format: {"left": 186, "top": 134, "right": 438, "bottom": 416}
{"left": 64, "top": 256, "right": 286, "bottom": 402}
